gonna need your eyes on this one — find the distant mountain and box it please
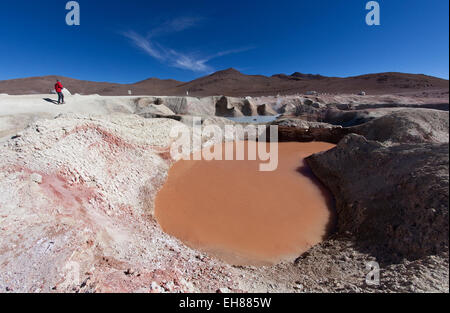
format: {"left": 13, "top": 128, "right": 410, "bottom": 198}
{"left": 272, "top": 72, "right": 326, "bottom": 80}
{"left": 0, "top": 69, "right": 447, "bottom": 97}
{"left": 167, "top": 68, "right": 448, "bottom": 97}
{"left": 0, "top": 75, "right": 182, "bottom": 96}
{"left": 166, "top": 68, "right": 275, "bottom": 96}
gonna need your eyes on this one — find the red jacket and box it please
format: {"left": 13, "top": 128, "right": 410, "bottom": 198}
{"left": 55, "top": 82, "right": 63, "bottom": 93}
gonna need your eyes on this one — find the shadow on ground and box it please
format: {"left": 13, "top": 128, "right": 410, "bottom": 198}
{"left": 43, "top": 98, "right": 58, "bottom": 104}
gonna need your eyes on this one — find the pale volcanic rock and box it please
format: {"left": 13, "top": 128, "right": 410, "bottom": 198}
{"left": 322, "top": 108, "right": 400, "bottom": 127}
{"left": 256, "top": 103, "right": 278, "bottom": 116}
{"left": 0, "top": 112, "right": 54, "bottom": 140}
{"left": 306, "top": 134, "right": 449, "bottom": 261}
{"left": 215, "top": 96, "right": 258, "bottom": 117}
{"left": 0, "top": 113, "right": 242, "bottom": 292}
{"left": 130, "top": 97, "right": 175, "bottom": 116}
{"left": 161, "top": 96, "right": 216, "bottom": 116}
{"left": 271, "top": 118, "right": 349, "bottom": 143}
{"left": 350, "top": 108, "right": 449, "bottom": 144}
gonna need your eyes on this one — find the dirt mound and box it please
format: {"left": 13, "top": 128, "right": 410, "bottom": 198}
{"left": 0, "top": 114, "right": 245, "bottom": 292}
{"left": 306, "top": 134, "right": 449, "bottom": 261}
{"left": 351, "top": 109, "right": 449, "bottom": 144}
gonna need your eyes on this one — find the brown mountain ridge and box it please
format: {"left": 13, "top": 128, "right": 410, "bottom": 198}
{"left": 0, "top": 68, "right": 448, "bottom": 97}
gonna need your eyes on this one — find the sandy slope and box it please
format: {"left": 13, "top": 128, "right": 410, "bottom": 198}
{"left": 0, "top": 94, "right": 148, "bottom": 116}
{"left": 0, "top": 94, "right": 138, "bottom": 140}
{"left": 0, "top": 94, "right": 219, "bottom": 140}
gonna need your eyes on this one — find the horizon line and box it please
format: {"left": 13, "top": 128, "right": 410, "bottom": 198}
{"left": 0, "top": 68, "right": 448, "bottom": 85}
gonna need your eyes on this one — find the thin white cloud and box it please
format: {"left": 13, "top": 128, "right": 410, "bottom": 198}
{"left": 122, "top": 31, "right": 164, "bottom": 61}
{"left": 148, "top": 17, "right": 204, "bottom": 38}
{"left": 209, "top": 47, "right": 255, "bottom": 59}
{"left": 167, "top": 49, "right": 212, "bottom": 72}
{"left": 122, "top": 17, "right": 253, "bottom": 72}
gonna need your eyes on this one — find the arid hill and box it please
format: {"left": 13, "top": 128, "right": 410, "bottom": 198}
{"left": 0, "top": 69, "right": 448, "bottom": 97}
{"left": 0, "top": 75, "right": 181, "bottom": 96}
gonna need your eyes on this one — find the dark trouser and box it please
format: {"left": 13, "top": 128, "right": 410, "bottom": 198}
{"left": 57, "top": 92, "right": 64, "bottom": 104}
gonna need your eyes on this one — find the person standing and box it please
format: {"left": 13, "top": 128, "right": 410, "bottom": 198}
{"left": 55, "top": 79, "right": 65, "bottom": 104}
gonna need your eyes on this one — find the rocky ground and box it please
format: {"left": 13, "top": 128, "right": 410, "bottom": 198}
{"left": 0, "top": 92, "right": 448, "bottom": 293}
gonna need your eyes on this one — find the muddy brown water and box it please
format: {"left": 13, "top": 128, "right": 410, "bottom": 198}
{"left": 155, "top": 141, "right": 336, "bottom": 266}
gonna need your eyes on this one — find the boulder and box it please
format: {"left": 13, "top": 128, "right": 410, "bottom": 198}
{"left": 311, "top": 102, "right": 324, "bottom": 109}
{"left": 301, "top": 98, "right": 325, "bottom": 109}
{"left": 162, "top": 96, "right": 216, "bottom": 116}
{"left": 277, "top": 103, "right": 297, "bottom": 115}
{"left": 293, "top": 104, "right": 322, "bottom": 117}
{"left": 257, "top": 104, "right": 278, "bottom": 116}
{"left": 350, "top": 109, "right": 449, "bottom": 144}
{"left": 270, "top": 118, "right": 348, "bottom": 143}
{"left": 306, "top": 134, "right": 449, "bottom": 261}
{"left": 132, "top": 97, "right": 175, "bottom": 116}
{"left": 154, "top": 98, "right": 164, "bottom": 105}
{"left": 323, "top": 108, "right": 390, "bottom": 127}
{"left": 242, "top": 98, "right": 258, "bottom": 116}
{"left": 303, "top": 99, "right": 314, "bottom": 106}
{"left": 215, "top": 96, "right": 257, "bottom": 117}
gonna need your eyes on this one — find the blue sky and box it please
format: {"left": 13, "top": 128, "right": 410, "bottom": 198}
{"left": 0, "top": 0, "right": 448, "bottom": 83}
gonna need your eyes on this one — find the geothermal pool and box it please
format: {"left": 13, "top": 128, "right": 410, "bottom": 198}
{"left": 155, "top": 141, "right": 336, "bottom": 266}
{"left": 226, "top": 115, "right": 281, "bottom": 124}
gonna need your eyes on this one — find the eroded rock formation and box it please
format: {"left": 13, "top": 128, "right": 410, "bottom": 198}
{"left": 215, "top": 96, "right": 258, "bottom": 117}
{"left": 350, "top": 109, "right": 449, "bottom": 144}
{"left": 306, "top": 134, "right": 449, "bottom": 261}
{"left": 257, "top": 103, "right": 278, "bottom": 116}
{"left": 271, "top": 118, "right": 349, "bottom": 143}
